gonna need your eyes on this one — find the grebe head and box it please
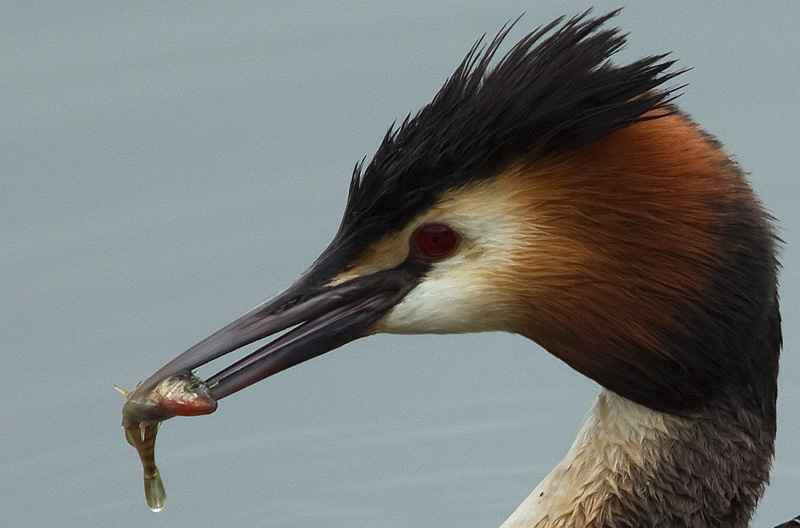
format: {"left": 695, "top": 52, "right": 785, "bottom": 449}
{"left": 137, "top": 10, "right": 780, "bottom": 419}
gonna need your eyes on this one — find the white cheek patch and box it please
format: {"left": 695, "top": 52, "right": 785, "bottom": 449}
{"left": 382, "top": 266, "right": 495, "bottom": 334}
{"left": 380, "top": 192, "right": 525, "bottom": 335}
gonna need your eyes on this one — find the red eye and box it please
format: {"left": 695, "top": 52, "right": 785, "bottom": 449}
{"left": 412, "top": 223, "right": 459, "bottom": 260}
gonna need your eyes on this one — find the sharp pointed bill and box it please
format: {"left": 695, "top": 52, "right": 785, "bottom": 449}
{"left": 128, "top": 267, "right": 417, "bottom": 402}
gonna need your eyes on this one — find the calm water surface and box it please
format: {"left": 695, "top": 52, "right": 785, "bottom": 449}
{"left": 3, "top": 2, "right": 798, "bottom": 527}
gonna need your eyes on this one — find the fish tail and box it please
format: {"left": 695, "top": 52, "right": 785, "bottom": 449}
{"left": 143, "top": 467, "right": 166, "bottom": 512}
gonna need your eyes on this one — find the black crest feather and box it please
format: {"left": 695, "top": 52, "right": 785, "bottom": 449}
{"left": 322, "top": 10, "right": 682, "bottom": 274}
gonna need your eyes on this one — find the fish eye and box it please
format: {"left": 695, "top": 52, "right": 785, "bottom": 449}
{"left": 411, "top": 223, "right": 459, "bottom": 260}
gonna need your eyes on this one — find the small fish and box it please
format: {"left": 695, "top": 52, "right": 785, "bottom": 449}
{"left": 124, "top": 421, "right": 165, "bottom": 511}
{"left": 119, "top": 372, "right": 217, "bottom": 512}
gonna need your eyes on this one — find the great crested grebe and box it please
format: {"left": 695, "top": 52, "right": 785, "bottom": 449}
{"left": 132, "top": 11, "right": 793, "bottom": 527}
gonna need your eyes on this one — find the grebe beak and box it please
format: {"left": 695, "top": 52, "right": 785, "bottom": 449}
{"left": 129, "top": 267, "right": 416, "bottom": 402}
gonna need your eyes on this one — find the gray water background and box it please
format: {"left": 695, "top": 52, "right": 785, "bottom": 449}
{"left": 3, "top": 2, "right": 799, "bottom": 527}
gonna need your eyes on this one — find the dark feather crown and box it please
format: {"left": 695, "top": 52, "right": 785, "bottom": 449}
{"left": 318, "top": 10, "right": 682, "bottom": 277}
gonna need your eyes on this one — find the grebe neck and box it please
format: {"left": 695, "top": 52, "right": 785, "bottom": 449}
{"left": 500, "top": 389, "right": 775, "bottom": 528}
